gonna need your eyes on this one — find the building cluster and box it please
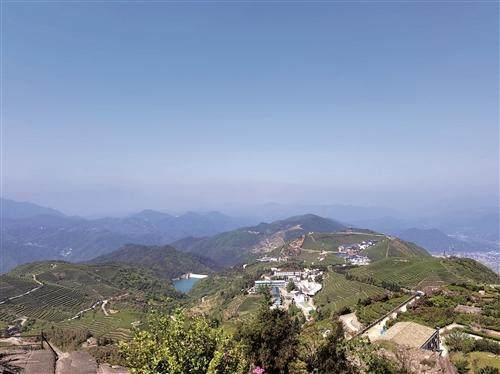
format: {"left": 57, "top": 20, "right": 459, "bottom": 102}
{"left": 256, "top": 255, "right": 287, "bottom": 263}
{"left": 251, "top": 268, "right": 323, "bottom": 319}
{"left": 338, "top": 240, "right": 376, "bottom": 253}
{"left": 337, "top": 241, "right": 375, "bottom": 265}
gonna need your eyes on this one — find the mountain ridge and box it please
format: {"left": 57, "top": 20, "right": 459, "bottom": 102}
{"left": 172, "top": 214, "right": 346, "bottom": 267}
{"left": 89, "top": 244, "right": 218, "bottom": 279}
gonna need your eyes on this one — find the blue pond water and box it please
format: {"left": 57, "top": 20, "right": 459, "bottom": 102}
{"left": 172, "top": 278, "right": 201, "bottom": 293}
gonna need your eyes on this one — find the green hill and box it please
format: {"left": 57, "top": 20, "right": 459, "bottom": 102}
{"left": 182, "top": 230, "right": 497, "bottom": 330}
{"left": 361, "top": 237, "right": 430, "bottom": 261}
{"left": 300, "top": 231, "right": 430, "bottom": 260}
{"left": 90, "top": 244, "right": 218, "bottom": 279}
{"left": 0, "top": 261, "right": 182, "bottom": 339}
{"left": 348, "top": 256, "right": 499, "bottom": 289}
{"left": 173, "top": 214, "right": 346, "bottom": 267}
{"left": 301, "top": 231, "right": 386, "bottom": 252}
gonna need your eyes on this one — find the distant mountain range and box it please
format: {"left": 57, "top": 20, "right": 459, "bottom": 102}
{"left": 0, "top": 198, "right": 252, "bottom": 272}
{"left": 352, "top": 208, "right": 500, "bottom": 253}
{"left": 2, "top": 198, "right": 498, "bottom": 273}
{"left": 2, "top": 198, "right": 65, "bottom": 219}
{"left": 396, "top": 228, "right": 487, "bottom": 254}
{"left": 223, "top": 202, "right": 399, "bottom": 223}
{"left": 173, "top": 214, "right": 346, "bottom": 267}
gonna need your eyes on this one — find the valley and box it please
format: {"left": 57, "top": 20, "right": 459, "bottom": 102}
{"left": 0, "top": 212, "right": 498, "bottom": 373}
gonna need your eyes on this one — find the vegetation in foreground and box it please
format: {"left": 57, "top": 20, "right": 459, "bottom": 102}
{"left": 119, "top": 293, "right": 407, "bottom": 374}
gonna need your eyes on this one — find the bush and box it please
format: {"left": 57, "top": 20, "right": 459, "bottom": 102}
{"left": 473, "top": 338, "right": 500, "bottom": 355}
{"left": 235, "top": 303, "right": 300, "bottom": 373}
{"left": 338, "top": 306, "right": 352, "bottom": 316}
{"left": 446, "top": 331, "right": 475, "bottom": 353}
{"left": 43, "top": 326, "right": 91, "bottom": 351}
{"left": 478, "top": 367, "right": 499, "bottom": 374}
{"left": 119, "top": 309, "right": 248, "bottom": 374}
{"left": 454, "top": 359, "right": 469, "bottom": 374}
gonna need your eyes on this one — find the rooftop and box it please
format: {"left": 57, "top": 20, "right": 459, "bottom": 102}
{"left": 381, "top": 322, "right": 437, "bottom": 348}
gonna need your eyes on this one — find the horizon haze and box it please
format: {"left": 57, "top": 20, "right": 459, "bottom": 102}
{"left": 3, "top": 2, "right": 499, "bottom": 217}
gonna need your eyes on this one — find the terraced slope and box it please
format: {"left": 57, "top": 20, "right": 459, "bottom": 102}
{"left": 300, "top": 232, "right": 429, "bottom": 261}
{"left": 361, "top": 237, "right": 430, "bottom": 261}
{"left": 0, "top": 275, "right": 39, "bottom": 300}
{"left": 314, "top": 272, "right": 386, "bottom": 318}
{"left": 0, "top": 261, "right": 182, "bottom": 340}
{"left": 348, "top": 257, "right": 499, "bottom": 289}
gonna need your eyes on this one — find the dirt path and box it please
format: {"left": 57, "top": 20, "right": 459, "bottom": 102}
{"left": 339, "top": 312, "right": 362, "bottom": 334}
{"left": 0, "top": 275, "right": 44, "bottom": 305}
{"left": 67, "top": 300, "right": 101, "bottom": 321}
{"left": 101, "top": 300, "right": 109, "bottom": 316}
{"left": 32, "top": 274, "right": 43, "bottom": 285}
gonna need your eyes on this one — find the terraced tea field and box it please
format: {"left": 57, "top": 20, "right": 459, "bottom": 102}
{"left": 315, "top": 272, "right": 385, "bottom": 318}
{"left": 356, "top": 295, "right": 410, "bottom": 325}
{"left": 348, "top": 258, "right": 458, "bottom": 288}
{"left": 348, "top": 257, "right": 499, "bottom": 288}
{"left": 0, "top": 284, "right": 94, "bottom": 322}
{"left": 0, "top": 275, "right": 38, "bottom": 300}
{"left": 56, "top": 309, "right": 141, "bottom": 341}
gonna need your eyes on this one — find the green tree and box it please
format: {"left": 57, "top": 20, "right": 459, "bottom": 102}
{"left": 287, "top": 280, "right": 296, "bottom": 292}
{"left": 310, "top": 321, "right": 355, "bottom": 373}
{"left": 236, "top": 303, "right": 300, "bottom": 373}
{"left": 446, "top": 331, "right": 475, "bottom": 353}
{"left": 119, "top": 309, "right": 247, "bottom": 374}
{"left": 207, "top": 337, "right": 248, "bottom": 374}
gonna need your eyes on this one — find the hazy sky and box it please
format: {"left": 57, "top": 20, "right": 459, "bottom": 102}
{"left": 4, "top": 2, "right": 499, "bottom": 216}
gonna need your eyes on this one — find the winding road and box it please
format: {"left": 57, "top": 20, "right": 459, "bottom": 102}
{"left": 0, "top": 274, "right": 44, "bottom": 305}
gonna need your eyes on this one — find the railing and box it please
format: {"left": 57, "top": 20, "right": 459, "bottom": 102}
{"left": 40, "top": 331, "right": 59, "bottom": 360}
{"left": 352, "top": 293, "right": 420, "bottom": 338}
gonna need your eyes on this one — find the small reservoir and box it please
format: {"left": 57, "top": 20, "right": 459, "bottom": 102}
{"left": 172, "top": 273, "right": 207, "bottom": 293}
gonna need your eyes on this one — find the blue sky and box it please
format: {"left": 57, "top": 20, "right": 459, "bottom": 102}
{"left": 4, "top": 2, "right": 499, "bottom": 216}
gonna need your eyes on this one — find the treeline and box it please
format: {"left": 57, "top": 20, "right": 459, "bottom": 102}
{"left": 447, "top": 331, "right": 500, "bottom": 355}
{"left": 109, "top": 267, "right": 181, "bottom": 300}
